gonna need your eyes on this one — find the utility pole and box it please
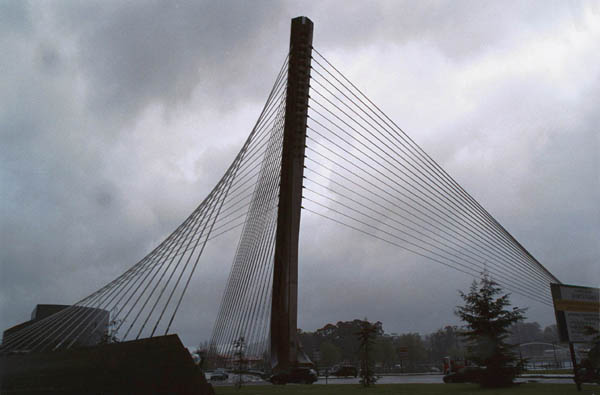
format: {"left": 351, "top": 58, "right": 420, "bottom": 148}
{"left": 270, "top": 16, "right": 313, "bottom": 372}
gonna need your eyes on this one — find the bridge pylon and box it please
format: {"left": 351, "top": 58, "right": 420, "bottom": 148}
{"left": 270, "top": 16, "right": 313, "bottom": 372}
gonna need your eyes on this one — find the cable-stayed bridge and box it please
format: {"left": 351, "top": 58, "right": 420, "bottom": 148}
{"left": 0, "top": 16, "right": 560, "bottom": 376}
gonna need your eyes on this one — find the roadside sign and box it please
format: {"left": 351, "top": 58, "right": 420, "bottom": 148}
{"left": 551, "top": 283, "right": 600, "bottom": 343}
{"left": 397, "top": 346, "right": 409, "bottom": 360}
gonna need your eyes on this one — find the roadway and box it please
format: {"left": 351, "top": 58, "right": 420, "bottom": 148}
{"left": 210, "top": 373, "right": 577, "bottom": 386}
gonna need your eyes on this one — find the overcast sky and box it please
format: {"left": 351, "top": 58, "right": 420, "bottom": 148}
{"left": 1, "top": 1, "right": 599, "bottom": 347}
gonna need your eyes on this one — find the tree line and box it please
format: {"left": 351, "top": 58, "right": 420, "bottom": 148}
{"left": 196, "top": 273, "right": 581, "bottom": 388}
{"left": 297, "top": 319, "right": 558, "bottom": 373}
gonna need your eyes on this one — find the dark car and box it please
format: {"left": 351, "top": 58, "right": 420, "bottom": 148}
{"left": 209, "top": 369, "right": 229, "bottom": 381}
{"left": 443, "top": 366, "right": 484, "bottom": 383}
{"left": 247, "top": 369, "right": 269, "bottom": 379}
{"left": 269, "top": 367, "right": 318, "bottom": 384}
{"left": 332, "top": 365, "right": 358, "bottom": 377}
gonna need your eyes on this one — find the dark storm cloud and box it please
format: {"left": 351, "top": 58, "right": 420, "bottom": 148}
{"left": 1, "top": 1, "right": 598, "bottom": 346}
{"left": 0, "top": 0, "right": 289, "bottom": 334}
{"left": 50, "top": 1, "right": 288, "bottom": 124}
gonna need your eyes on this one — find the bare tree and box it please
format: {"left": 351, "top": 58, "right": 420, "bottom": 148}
{"left": 357, "top": 319, "right": 379, "bottom": 387}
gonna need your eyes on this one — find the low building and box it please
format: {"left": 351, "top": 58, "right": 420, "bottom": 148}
{"left": 2, "top": 304, "right": 109, "bottom": 351}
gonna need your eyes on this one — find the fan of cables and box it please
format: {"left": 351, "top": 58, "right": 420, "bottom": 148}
{"left": 302, "top": 48, "right": 560, "bottom": 308}
{"left": 0, "top": 56, "right": 290, "bottom": 355}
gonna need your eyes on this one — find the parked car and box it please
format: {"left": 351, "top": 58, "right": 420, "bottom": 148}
{"left": 331, "top": 365, "right": 358, "bottom": 377}
{"left": 269, "top": 367, "right": 318, "bottom": 384}
{"left": 443, "top": 366, "right": 484, "bottom": 383}
{"left": 209, "top": 369, "right": 229, "bottom": 381}
{"left": 247, "top": 369, "right": 269, "bottom": 379}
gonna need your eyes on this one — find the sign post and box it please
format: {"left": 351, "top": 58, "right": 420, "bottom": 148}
{"left": 551, "top": 283, "right": 600, "bottom": 391}
{"left": 397, "top": 347, "right": 409, "bottom": 373}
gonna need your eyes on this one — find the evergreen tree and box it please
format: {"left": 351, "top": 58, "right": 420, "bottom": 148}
{"left": 455, "top": 272, "right": 526, "bottom": 387}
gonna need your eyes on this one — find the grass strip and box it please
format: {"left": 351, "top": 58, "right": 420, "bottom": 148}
{"left": 216, "top": 383, "right": 596, "bottom": 395}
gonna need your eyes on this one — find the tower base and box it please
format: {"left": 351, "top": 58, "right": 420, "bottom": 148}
{"left": 0, "top": 334, "right": 213, "bottom": 394}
